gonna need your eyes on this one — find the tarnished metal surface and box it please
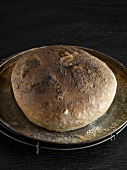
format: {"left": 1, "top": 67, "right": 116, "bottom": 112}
{"left": 0, "top": 47, "right": 127, "bottom": 145}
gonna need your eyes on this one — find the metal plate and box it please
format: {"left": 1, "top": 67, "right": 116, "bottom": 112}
{"left": 0, "top": 46, "right": 127, "bottom": 150}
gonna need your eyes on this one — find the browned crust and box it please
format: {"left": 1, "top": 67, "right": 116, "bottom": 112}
{"left": 11, "top": 45, "right": 117, "bottom": 132}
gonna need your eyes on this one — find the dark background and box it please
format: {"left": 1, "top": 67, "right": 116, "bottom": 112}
{"left": 0, "top": 1, "right": 127, "bottom": 170}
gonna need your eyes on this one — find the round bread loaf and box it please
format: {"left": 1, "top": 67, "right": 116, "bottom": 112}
{"left": 11, "top": 45, "right": 117, "bottom": 132}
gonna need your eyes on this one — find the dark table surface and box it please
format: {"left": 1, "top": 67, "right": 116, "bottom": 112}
{"left": 0, "top": 1, "right": 127, "bottom": 170}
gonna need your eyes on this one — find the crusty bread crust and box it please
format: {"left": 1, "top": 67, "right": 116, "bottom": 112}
{"left": 11, "top": 45, "right": 117, "bottom": 132}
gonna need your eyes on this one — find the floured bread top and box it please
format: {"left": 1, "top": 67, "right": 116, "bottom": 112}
{"left": 11, "top": 45, "right": 117, "bottom": 132}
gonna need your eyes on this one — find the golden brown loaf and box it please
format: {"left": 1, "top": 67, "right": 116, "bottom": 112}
{"left": 11, "top": 45, "right": 117, "bottom": 132}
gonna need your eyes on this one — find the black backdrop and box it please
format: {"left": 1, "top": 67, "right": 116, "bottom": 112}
{"left": 0, "top": 1, "right": 127, "bottom": 170}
